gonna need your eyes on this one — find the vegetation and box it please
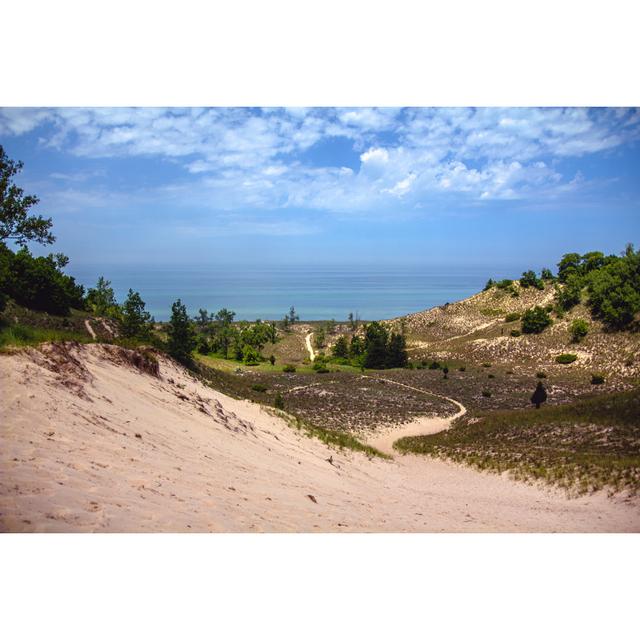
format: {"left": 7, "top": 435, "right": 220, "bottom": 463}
{"left": 591, "top": 374, "right": 605, "bottom": 385}
{"left": 120, "top": 289, "right": 152, "bottom": 339}
{"left": 167, "top": 299, "right": 197, "bottom": 363}
{"left": 85, "top": 276, "right": 119, "bottom": 318}
{"left": 395, "top": 389, "right": 640, "bottom": 495}
{"left": 521, "top": 306, "right": 552, "bottom": 334}
{"left": 556, "top": 353, "right": 578, "bottom": 364}
{"left": 0, "top": 322, "right": 90, "bottom": 350}
{"left": 530, "top": 381, "right": 547, "bottom": 408}
{"left": 504, "top": 312, "right": 520, "bottom": 322}
{"left": 569, "top": 318, "right": 589, "bottom": 343}
{"left": 520, "top": 270, "right": 544, "bottom": 290}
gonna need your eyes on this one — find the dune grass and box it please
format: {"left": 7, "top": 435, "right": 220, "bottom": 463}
{"left": 395, "top": 388, "right": 640, "bottom": 494}
{"left": 0, "top": 323, "right": 91, "bottom": 351}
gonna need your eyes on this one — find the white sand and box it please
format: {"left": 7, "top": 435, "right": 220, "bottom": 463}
{"left": 1, "top": 344, "right": 638, "bottom": 532}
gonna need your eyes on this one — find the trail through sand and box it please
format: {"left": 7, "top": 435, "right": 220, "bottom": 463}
{"left": 1, "top": 344, "right": 638, "bottom": 532}
{"left": 305, "top": 332, "right": 315, "bottom": 361}
{"left": 364, "top": 377, "right": 466, "bottom": 455}
{"left": 83, "top": 319, "right": 97, "bottom": 340}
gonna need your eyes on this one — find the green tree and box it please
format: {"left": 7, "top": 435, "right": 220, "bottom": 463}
{"left": 195, "top": 308, "right": 212, "bottom": 329}
{"left": 483, "top": 278, "right": 494, "bottom": 291}
{"left": 242, "top": 344, "right": 260, "bottom": 365}
{"left": 332, "top": 335, "right": 349, "bottom": 359}
{"left": 364, "top": 321, "right": 389, "bottom": 369}
{"left": 520, "top": 270, "right": 544, "bottom": 290}
{"left": 521, "top": 306, "right": 552, "bottom": 334}
{"left": 167, "top": 299, "right": 197, "bottom": 362}
{"left": 314, "top": 326, "right": 325, "bottom": 349}
{"left": 541, "top": 268, "right": 554, "bottom": 281}
{"left": 530, "top": 381, "right": 548, "bottom": 409}
{"left": 556, "top": 274, "right": 583, "bottom": 310}
{"left": 557, "top": 252, "right": 582, "bottom": 283}
{"left": 386, "top": 332, "right": 408, "bottom": 368}
{"left": 85, "top": 276, "right": 118, "bottom": 317}
{"left": 287, "top": 305, "right": 299, "bottom": 326}
{"left": 569, "top": 318, "right": 589, "bottom": 343}
{"left": 349, "top": 335, "right": 364, "bottom": 357}
{"left": 120, "top": 289, "right": 152, "bottom": 339}
{"left": 0, "top": 146, "right": 55, "bottom": 246}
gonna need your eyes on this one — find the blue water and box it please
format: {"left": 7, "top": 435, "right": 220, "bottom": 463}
{"left": 67, "top": 264, "right": 520, "bottom": 321}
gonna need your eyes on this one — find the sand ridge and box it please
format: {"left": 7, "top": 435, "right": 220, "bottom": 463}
{"left": 1, "top": 343, "right": 638, "bottom": 532}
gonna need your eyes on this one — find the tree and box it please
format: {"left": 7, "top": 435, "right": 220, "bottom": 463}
{"left": 120, "top": 289, "right": 152, "bottom": 339}
{"left": 569, "top": 318, "right": 589, "bottom": 343}
{"left": 348, "top": 312, "right": 356, "bottom": 331}
{"left": 530, "top": 381, "right": 547, "bottom": 409}
{"left": 541, "top": 268, "right": 554, "bottom": 281}
{"left": 483, "top": 278, "right": 494, "bottom": 291}
{"left": 0, "top": 146, "right": 55, "bottom": 246}
{"left": 520, "top": 270, "right": 544, "bottom": 290}
{"left": 557, "top": 252, "right": 582, "bottom": 283}
{"left": 349, "top": 335, "right": 364, "bottom": 357}
{"left": 167, "top": 299, "right": 197, "bottom": 362}
{"left": 556, "top": 274, "right": 583, "bottom": 310}
{"left": 195, "top": 308, "right": 211, "bottom": 329}
{"left": 332, "top": 335, "right": 349, "bottom": 359}
{"left": 521, "top": 306, "right": 552, "bottom": 334}
{"left": 85, "top": 276, "right": 118, "bottom": 317}
{"left": 364, "top": 321, "right": 389, "bottom": 368}
{"left": 288, "top": 305, "right": 299, "bottom": 326}
{"left": 314, "top": 326, "right": 325, "bottom": 349}
{"left": 386, "top": 332, "right": 408, "bottom": 368}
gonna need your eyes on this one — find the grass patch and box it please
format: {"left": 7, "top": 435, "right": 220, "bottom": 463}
{"left": 0, "top": 323, "right": 91, "bottom": 351}
{"left": 395, "top": 389, "right": 640, "bottom": 495}
{"left": 556, "top": 353, "right": 578, "bottom": 364}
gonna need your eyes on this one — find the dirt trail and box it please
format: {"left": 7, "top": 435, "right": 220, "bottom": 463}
{"left": 305, "top": 332, "right": 315, "bottom": 361}
{"left": 365, "top": 377, "right": 466, "bottom": 455}
{"left": 83, "top": 319, "right": 97, "bottom": 340}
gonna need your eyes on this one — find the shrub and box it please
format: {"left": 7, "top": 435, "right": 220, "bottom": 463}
{"left": 458, "top": 366, "right": 466, "bottom": 372}
{"left": 269, "top": 355, "right": 276, "bottom": 366}
{"left": 242, "top": 344, "right": 260, "bottom": 365}
{"left": 504, "top": 312, "right": 521, "bottom": 322}
{"left": 428, "top": 360, "right": 441, "bottom": 370}
{"left": 274, "top": 393, "right": 285, "bottom": 409}
{"left": 591, "top": 374, "right": 605, "bottom": 385}
{"left": 536, "top": 371, "right": 547, "bottom": 379}
{"left": 496, "top": 279, "right": 513, "bottom": 290}
{"left": 251, "top": 383, "right": 268, "bottom": 393}
{"left": 481, "top": 390, "right": 492, "bottom": 398}
{"left": 482, "top": 362, "right": 492, "bottom": 368}
{"left": 520, "top": 270, "right": 544, "bottom": 290}
{"left": 488, "top": 373, "right": 495, "bottom": 379}
{"left": 556, "top": 353, "right": 578, "bottom": 364}
{"left": 569, "top": 318, "right": 589, "bottom": 343}
{"left": 510, "top": 329, "right": 521, "bottom": 337}
{"left": 314, "top": 366, "right": 330, "bottom": 374}
{"left": 282, "top": 363, "right": 296, "bottom": 373}
{"left": 521, "top": 306, "right": 552, "bottom": 334}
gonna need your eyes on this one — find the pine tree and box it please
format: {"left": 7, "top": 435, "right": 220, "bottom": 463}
{"left": 120, "top": 289, "right": 152, "bottom": 339}
{"left": 530, "top": 381, "right": 548, "bottom": 409}
{"left": 167, "top": 299, "right": 197, "bottom": 362}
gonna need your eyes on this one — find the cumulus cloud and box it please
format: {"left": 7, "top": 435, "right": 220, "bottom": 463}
{"left": 0, "top": 107, "right": 638, "bottom": 213}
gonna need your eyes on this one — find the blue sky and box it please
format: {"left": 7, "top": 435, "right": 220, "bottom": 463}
{"left": 1, "top": 107, "right": 639, "bottom": 270}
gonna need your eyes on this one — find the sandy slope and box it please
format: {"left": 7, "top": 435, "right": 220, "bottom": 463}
{"left": 1, "top": 344, "right": 638, "bottom": 532}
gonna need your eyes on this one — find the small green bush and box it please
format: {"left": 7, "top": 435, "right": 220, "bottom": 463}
{"left": 481, "top": 390, "right": 492, "bottom": 397}
{"left": 274, "top": 393, "right": 285, "bottom": 409}
{"left": 314, "top": 366, "right": 330, "bottom": 374}
{"left": 556, "top": 353, "right": 578, "bottom": 364}
{"left": 282, "top": 364, "right": 296, "bottom": 373}
{"left": 591, "top": 374, "right": 605, "bottom": 385}
{"left": 482, "top": 362, "right": 492, "bottom": 368}
{"left": 504, "top": 312, "right": 521, "bottom": 322}
{"left": 488, "top": 373, "right": 495, "bottom": 379}
{"left": 536, "top": 371, "right": 547, "bottom": 379}
{"left": 510, "top": 329, "right": 521, "bottom": 337}
{"left": 522, "top": 306, "right": 553, "bottom": 334}
{"left": 569, "top": 318, "right": 589, "bottom": 343}
{"left": 251, "top": 383, "right": 268, "bottom": 393}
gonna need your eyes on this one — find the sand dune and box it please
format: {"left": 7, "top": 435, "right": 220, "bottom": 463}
{"left": 1, "top": 343, "right": 638, "bottom": 532}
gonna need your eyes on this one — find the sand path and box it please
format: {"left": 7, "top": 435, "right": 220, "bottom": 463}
{"left": 1, "top": 344, "right": 638, "bottom": 532}
{"left": 83, "top": 319, "right": 97, "bottom": 340}
{"left": 305, "top": 332, "right": 315, "bottom": 361}
{"left": 364, "top": 377, "right": 466, "bottom": 455}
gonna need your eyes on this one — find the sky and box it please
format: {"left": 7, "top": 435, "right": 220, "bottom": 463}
{"left": 1, "top": 107, "right": 639, "bottom": 270}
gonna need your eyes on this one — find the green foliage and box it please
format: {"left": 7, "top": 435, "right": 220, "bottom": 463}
{"left": 0, "top": 322, "right": 90, "bottom": 349}
{"left": 167, "top": 299, "right": 197, "bottom": 362}
{"left": 363, "top": 321, "right": 388, "bottom": 368}
{"left": 331, "top": 335, "right": 349, "bottom": 359}
{"left": 120, "top": 289, "right": 152, "bottom": 339}
{"left": 556, "top": 274, "right": 583, "bottom": 310}
{"left": 282, "top": 363, "right": 296, "bottom": 373}
{"left": 495, "top": 279, "right": 514, "bottom": 290}
{"left": 349, "top": 335, "right": 364, "bottom": 357}
{"left": 386, "top": 332, "right": 408, "bottom": 368}
{"left": 481, "top": 390, "right": 492, "bottom": 397}
{"left": 510, "top": 329, "right": 521, "bottom": 337}
{"left": 520, "top": 270, "right": 544, "bottom": 290}
{"left": 274, "top": 393, "right": 285, "bottom": 409}
{"left": 313, "top": 326, "right": 325, "bottom": 349}
{"left": 429, "top": 360, "right": 441, "bottom": 370}
{"left": 242, "top": 344, "right": 260, "bottom": 365}
{"left": 569, "top": 318, "right": 589, "bottom": 343}
{"left": 556, "top": 353, "right": 578, "bottom": 364}
{"left": 458, "top": 366, "right": 466, "bottom": 372}
{"left": 0, "top": 146, "right": 55, "bottom": 246}
{"left": 504, "top": 312, "right": 520, "bottom": 322}
{"left": 251, "top": 383, "right": 268, "bottom": 393}
{"left": 591, "top": 374, "right": 605, "bottom": 385}
{"left": 269, "top": 354, "right": 276, "bottom": 366}
{"left": 521, "top": 306, "right": 552, "bottom": 334}
{"left": 0, "top": 244, "right": 84, "bottom": 315}
{"left": 85, "top": 276, "right": 119, "bottom": 318}
{"left": 587, "top": 244, "right": 640, "bottom": 328}
{"left": 541, "top": 268, "right": 554, "bottom": 281}
{"left": 483, "top": 278, "right": 494, "bottom": 291}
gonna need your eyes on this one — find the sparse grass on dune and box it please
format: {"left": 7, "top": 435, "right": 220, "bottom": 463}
{"left": 0, "top": 323, "right": 92, "bottom": 351}
{"left": 395, "top": 388, "right": 640, "bottom": 495}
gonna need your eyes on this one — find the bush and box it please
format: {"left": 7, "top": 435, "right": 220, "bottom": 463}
{"left": 251, "top": 383, "right": 268, "bottom": 393}
{"left": 504, "top": 312, "right": 521, "bottom": 322}
{"left": 428, "top": 360, "right": 441, "bottom": 370}
{"left": 496, "top": 279, "right": 513, "bottom": 290}
{"left": 488, "top": 373, "right": 495, "bottom": 378}
{"left": 521, "top": 306, "right": 552, "bottom": 334}
{"left": 482, "top": 362, "right": 492, "bottom": 368}
{"left": 458, "top": 366, "right": 466, "bottom": 372}
{"left": 510, "top": 329, "right": 521, "bottom": 337}
{"left": 569, "top": 318, "right": 589, "bottom": 342}
{"left": 274, "top": 393, "right": 285, "bottom": 409}
{"left": 481, "top": 390, "right": 492, "bottom": 398}
{"left": 282, "top": 363, "right": 296, "bottom": 373}
{"left": 591, "top": 374, "right": 605, "bottom": 385}
{"left": 556, "top": 353, "right": 578, "bottom": 364}
{"left": 314, "top": 366, "right": 330, "bottom": 374}
{"left": 536, "top": 371, "right": 547, "bottom": 379}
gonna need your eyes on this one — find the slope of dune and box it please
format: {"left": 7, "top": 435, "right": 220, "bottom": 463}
{"left": 1, "top": 343, "right": 638, "bottom": 532}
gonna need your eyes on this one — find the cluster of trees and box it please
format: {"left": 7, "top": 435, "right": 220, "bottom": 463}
{"left": 554, "top": 246, "right": 640, "bottom": 328}
{"left": 329, "top": 321, "right": 407, "bottom": 369}
{"left": 193, "top": 307, "right": 277, "bottom": 364}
